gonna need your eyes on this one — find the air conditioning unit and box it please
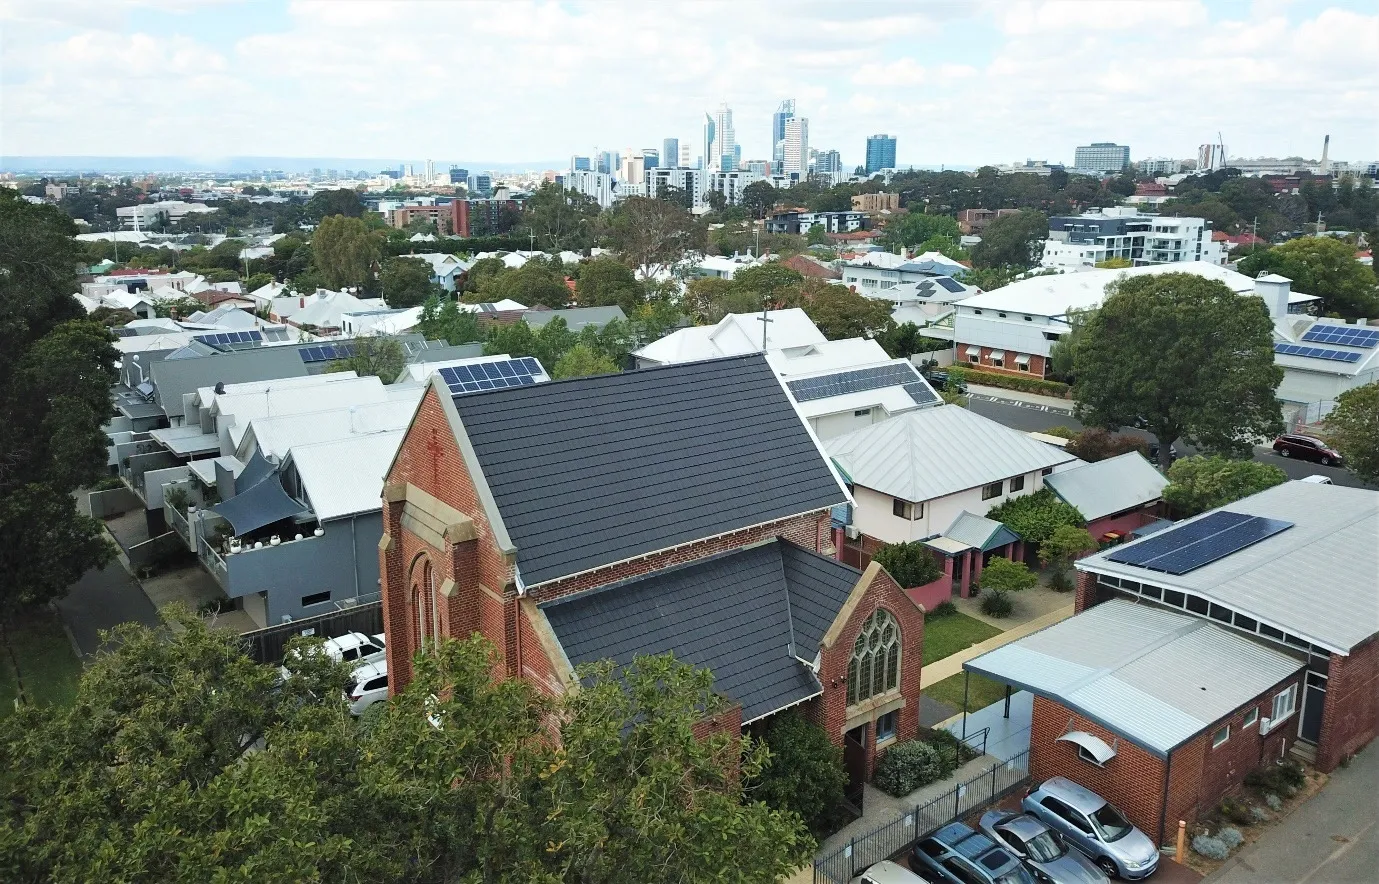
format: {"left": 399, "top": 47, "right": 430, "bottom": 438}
{"left": 1259, "top": 717, "right": 1272, "bottom": 736}
{"left": 844, "top": 526, "right": 861, "bottom": 540}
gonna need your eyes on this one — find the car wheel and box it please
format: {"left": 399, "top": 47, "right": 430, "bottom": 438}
{"left": 1279, "top": 448, "right": 1291, "bottom": 457}
{"left": 1096, "top": 857, "right": 1120, "bottom": 879}
{"left": 1319, "top": 456, "right": 1331, "bottom": 466}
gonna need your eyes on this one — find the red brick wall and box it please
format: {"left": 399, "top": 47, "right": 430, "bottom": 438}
{"left": 1085, "top": 510, "right": 1158, "bottom": 541}
{"left": 1318, "top": 636, "right": 1379, "bottom": 771}
{"left": 955, "top": 344, "right": 1048, "bottom": 378}
{"left": 810, "top": 567, "right": 925, "bottom": 779}
{"left": 1074, "top": 569, "right": 1101, "bottom": 613}
{"left": 1030, "top": 696, "right": 1168, "bottom": 840}
{"left": 1192, "top": 675, "right": 1301, "bottom": 815}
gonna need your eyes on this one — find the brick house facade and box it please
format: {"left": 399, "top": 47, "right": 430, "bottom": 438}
{"left": 955, "top": 344, "right": 1049, "bottom": 379}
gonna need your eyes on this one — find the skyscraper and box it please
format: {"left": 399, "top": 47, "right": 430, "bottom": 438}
{"left": 708, "top": 104, "right": 735, "bottom": 172}
{"left": 642, "top": 148, "right": 660, "bottom": 170}
{"left": 679, "top": 143, "right": 691, "bottom": 168}
{"left": 424, "top": 159, "right": 435, "bottom": 181}
{"left": 772, "top": 99, "right": 796, "bottom": 167}
{"left": 1073, "top": 143, "right": 1131, "bottom": 173}
{"left": 865, "top": 135, "right": 897, "bottom": 174}
{"left": 783, "top": 118, "right": 809, "bottom": 176}
{"left": 596, "top": 151, "right": 618, "bottom": 175}
{"left": 662, "top": 138, "right": 680, "bottom": 169}
{"left": 571, "top": 156, "right": 591, "bottom": 171}
{"left": 702, "top": 113, "right": 715, "bottom": 172}
{"left": 449, "top": 165, "right": 469, "bottom": 185}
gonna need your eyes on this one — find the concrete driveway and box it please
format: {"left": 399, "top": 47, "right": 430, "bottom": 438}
{"left": 54, "top": 559, "right": 161, "bottom": 657}
{"left": 1210, "top": 746, "right": 1379, "bottom": 883}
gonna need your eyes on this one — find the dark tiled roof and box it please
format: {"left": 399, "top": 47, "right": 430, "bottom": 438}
{"left": 541, "top": 540, "right": 859, "bottom": 722}
{"left": 450, "top": 354, "right": 846, "bottom": 586}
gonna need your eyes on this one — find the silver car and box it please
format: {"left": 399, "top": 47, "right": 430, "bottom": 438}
{"left": 1022, "top": 778, "right": 1159, "bottom": 880}
{"left": 979, "top": 811, "right": 1108, "bottom": 884}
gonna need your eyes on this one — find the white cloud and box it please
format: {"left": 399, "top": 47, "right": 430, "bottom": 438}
{"left": 0, "top": 0, "right": 1373, "bottom": 167}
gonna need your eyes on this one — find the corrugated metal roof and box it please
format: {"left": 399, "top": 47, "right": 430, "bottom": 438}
{"left": 1079, "top": 482, "right": 1379, "bottom": 653}
{"left": 450, "top": 354, "right": 848, "bottom": 587}
{"left": 945, "top": 512, "right": 1005, "bottom": 550}
{"left": 826, "top": 405, "right": 1075, "bottom": 502}
{"left": 964, "top": 599, "right": 1304, "bottom": 755}
{"left": 1044, "top": 452, "right": 1168, "bottom": 521}
{"left": 288, "top": 431, "right": 405, "bottom": 521}
{"left": 238, "top": 398, "right": 421, "bottom": 461}
{"left": 633, "top": 309, "right": 826, "bottom": 365}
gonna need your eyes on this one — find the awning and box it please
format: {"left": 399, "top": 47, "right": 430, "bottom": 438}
{"left": 236, "top": 450, "right": 275, "bottom": 495}
{"left": 989, "top": 350, "right": 1006, "bottom": 360}
{"left": 1014, "top": 353, "right": 1031, "bottom": 365}
{"left": 965, "top": 345, "right": 981, "bottom": 356}
{"left": 1057, "top": 731, "right": 1117, "bottom": 765}
{"left": 211, "top": 471, "right": 305, "bottom": 536}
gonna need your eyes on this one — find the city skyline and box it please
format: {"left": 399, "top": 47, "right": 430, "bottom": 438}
{"left": 2, "top": 0, "right": 1376, "bottom": 166}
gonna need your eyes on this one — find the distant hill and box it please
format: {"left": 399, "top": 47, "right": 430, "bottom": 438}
{"left": 0, "top": 156, "right": 566, "bottom": 175}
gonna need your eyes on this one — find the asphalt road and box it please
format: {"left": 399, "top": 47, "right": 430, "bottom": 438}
{"left": 1210, "top": 746, "right": 1379, "bottom": 884}
{"left": 966, "top": 398, "right": 1373, "bottom": 489}
{"left": 53, "top": 559, "right": 160, "bottom": 657}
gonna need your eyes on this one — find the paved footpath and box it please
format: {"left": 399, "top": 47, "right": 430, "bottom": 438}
{"left": 1209, "top": 745, "right": 1379, "bottom": 884}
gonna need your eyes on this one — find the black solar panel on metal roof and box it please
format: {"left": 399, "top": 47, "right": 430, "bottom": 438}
{"left": 1274, "top": 343, "right": 1362, "bottom": 364}
{"left": 438, "top": 358, "right": 545, "bottom": 395}
{"left": 1300, "top": 325, "right": 1379, "bottom": 348}
{"left": 113, "top": 327, "right": 138, "bottom": 338}
{"left": 1105, "top": 510, "right": 1293, "bottom": 575}
{"left": 787, "top": 363, "right": 939, "bottom": 407}
{"left": 935, "top": 277, "right": 966, "bottom": 293}
{"left": 298, "top": 342, "right": 357, "bottom": 363}
{"left": 194, "top": 331, "right": 263, "bottom": 349}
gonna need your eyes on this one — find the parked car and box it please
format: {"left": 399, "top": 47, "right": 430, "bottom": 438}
{"left": 1022, "top": 779, "right": 1159, "bottom": 880}
{"left": 851, "top": 860, "right": 934, "bottom": 884}
{"left": 344, "top": 660, "right": 389, "bottom": 716}
{"left": 911, "top": 822, "right": 1035, "bottom": 884}
{"left": 1300, "top": 474, "right": 1333, "bottom": 485}
{"left": 1272, "top": 434, "right": 1343, "bottom": 466}
{"left": 978, "top": 811, "right": 1108, "bottom": 884}
{"left": 924, "top": 370, "right": 968, "bottom": 394}
{"left": 1143, "top": 440, "right": 1177, "bottom": 462}
{"left": 279, "top": 631, "right": 386, "bottom": 679}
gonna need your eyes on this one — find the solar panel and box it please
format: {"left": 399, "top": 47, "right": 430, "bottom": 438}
{"left": 787, "top": 363, "right": 937, "bottom": 406}
{"left": 1274, "top": 343, "right": 1362, "bottom": 364}
{"left": 1301, "top": 325, "right": 1379, "bottom": 348}
{"left": 441, "top": 358, "right": 547, "bottom": 396}
{"left": 1105, "top": 511, "right": 1292, "bottom": 575}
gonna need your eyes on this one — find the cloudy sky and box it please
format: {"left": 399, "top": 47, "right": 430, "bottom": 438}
{"left": 3, "top": 0, "right": 1375, "bottom": 168}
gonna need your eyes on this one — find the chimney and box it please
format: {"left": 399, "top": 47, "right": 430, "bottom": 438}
{"left": 1254, "top": 272, "right": 1291, "bottom": 320}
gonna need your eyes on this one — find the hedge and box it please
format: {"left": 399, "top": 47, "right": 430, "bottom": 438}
{"left": 962, "top": 368, "right": 1070, "bottom": 398}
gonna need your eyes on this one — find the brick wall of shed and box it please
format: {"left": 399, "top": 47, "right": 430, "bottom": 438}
{"left": 1318, "top": 636, "right": 1379, "bottom": 772}
{"left": 1188, "top": 673, "right": 1301, "bottom": 822}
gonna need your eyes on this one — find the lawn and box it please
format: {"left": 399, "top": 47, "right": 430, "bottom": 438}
{"left": 922, "top": 671, "right": 1009, "bottom": 714}
{"left": 922, "top": 611, "right": 1003, "bottom": 665}
{"left": 0, "top": 609, "right": 83, "bottom": 717}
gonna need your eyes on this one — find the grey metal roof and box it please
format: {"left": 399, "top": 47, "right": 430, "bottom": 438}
{"left": 522, "top": 306, "right": 627, "bottom": 332}
{"left": 541, "top": 540, "right": 859, "bottom": 722}
{"left": 945, "top": 512, "right": 1018, "bottom": 552}
{"left": 1044, "top": 452, "right": 1168, "bottom": 522}
{"left": 826, "top": 405, "right": 1075, "bottom": 503}
{"left": 150, "top": 347, "right": 310, "bottom": 418}
{"left": 450, "top": 354, "right": 847, "bottom": 587}
{"left": 965, "top": 599, "right": 1305, "bottom": 756}
{"left": 1078, "top": 482, "right": 1379, "bottom": 653}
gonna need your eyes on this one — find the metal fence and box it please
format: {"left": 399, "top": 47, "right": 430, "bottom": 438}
{"left": 814, "top": 748, "right": 1031, "bottom": 884}
{"left": 239, "top": 601, "right": 384, "bottom": 666}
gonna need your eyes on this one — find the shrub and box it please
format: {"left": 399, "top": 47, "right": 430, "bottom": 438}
{"left": 1265, "top": 793, "right": 1282, "bottom": 811}
{"left": 1217, "top": 827, "right": 1245, "bottom": 850}
{"left": 92, "top": 475, "right": 125, "bottom": 491}
{"left": 1219, "top": 797, "right": 1254, "bottom": 825}
{"left": 873, "top": 740, "right": 947, "bottom": 797}
{"left": 979, "top": 591, "right": 1014, "bottom": 618}
{"left": 986, "top": 489, "right": 1085, "bottom": 548}
{"left": 960, "top": 368, "right": 1071, "bottom": 398}
{"left": 1042, "top": 425, "right": 1078, "bottom": 440}
{"left": 1250, "top": 805, "right": 1271, "bottom": 823}
{"left": 1049, "top": 570, "right": 1074, "bottom": 592}
{"left": 1192, "top": 835, "right": 1229, "bottom": 861}
{"left": 873, "top": 541, "right": 943, "bottom": 588}
{"left": 922, "top": 728, "right": 980, "bottom": 768}
{"left": 927, "top": 600, "right": 957, "bottom": 619}
{"left": 749, "top": 711, "right": 847, "bottom": 836}
{"left": 1064, "top": 428, "right": 1148, "bottom": 463}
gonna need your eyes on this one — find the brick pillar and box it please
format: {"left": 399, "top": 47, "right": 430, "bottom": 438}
{"left": 959, "top": 550, "right": 972, "bottom": 597}
{"left": 1074, "top": 569, "right": 1100, "bottom": 612}
{"left": 973, "top": 550, "right": 985, "bottom": 588}
{"left": 379, "top": 494, "right": 410, "bottom": 695}
{"left": 444, "top": 536, "right": 479, "bottom": 640}
{"left": 1316, "top": 640, "right": 1379, "bottom": 772}
{"left": 943, "top": 554, "right": 955, "bottom": 597}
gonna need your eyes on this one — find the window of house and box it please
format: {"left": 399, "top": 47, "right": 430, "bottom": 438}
{"left": 973, "top": 309, "right": 983, "bottom": 315}
{"left": 998, "top": 312, "right": 1008, "bottom": 318}
{"left": 876, "top": 710, "right": 898, "bottom": 743}
{"left": 1009, "top": 475, "right": 1026, "bottom": 493}
{"left": 855, "top": 408, "right": 872, "bottom": 417}
{"left": 991, "top": 356, "right": 1004, "bottom": 368}
{"left": 847, "top": 609, "right": 901, "bottom": 706}
{"left": 1024, "top": 315, "right": 1033, "bottom": 321}
{"left": 1077, "top": 745, "right": 1105, "bottom": 766}
{"left": 1272, "top": 684, "right": 1298, "bottom": 721}
{"left": 1212, "top": 725, "right": 1230, "bottom": 748}
{"left": 893, "top": 498, "right": 913, "bottom": 520}
{"left": 301, "top": 591, "right": 330, "bottom": 607}
{"left": 968, "top": 353, "right": 980, "bottom": 364}
{"left": 1041, "top": 467, "right": 1054, "bottom": 476}
{"left": 1243, "top": 708, "right": 1259, "bottom": 728}
{"left": 982, "top": 481, "right": 1004, "bottom": 500}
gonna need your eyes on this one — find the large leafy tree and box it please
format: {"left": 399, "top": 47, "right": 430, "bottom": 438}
{"left": 381, "top": 256, "right": 443, "bottom": 307}
{"left": 1237, "top": 236, "right": 1379, "bottom": 318}
{"left": 521, "top": 182, "right": 602, "bottom": 251}
{"left": 1071, "top": 273, "right": 1283, "bottom": 467}
{"left": 986, "top": 489, "right": 1084, "bottom": 548}
{"left": 747, "top": 711, "right": 846, "bottom": 837}
{"left": 417, "top": 295, "right": 483, "bottom": 345}
{"left": 328, "top": 336, "right": 406, "bottom": 383}
{"left": 970, "top": 209, "right": 1048, "bottom": 270}
{"left": 477, "top": 260, "right": 571, "bottom": 308}
{"left": 305, "top": 188, "right": 365, "bottom": 221}
{"left": 312, "top": 214, "right": 382, "bottom": 290}
{"left": 792, "top": 280, "right": 895, "bottom": 340}
{"left": 740, "top": 181, "right": 778, "bottom": 220}
{"left": 0, "top": 191, "right": 115, "bottom": 624}
{"left": 1162, "top": 456, "right": 1288, "bottom": 516}
{"left": 575, "top": 256, "right": 645, "bottom": 314}
{"left": 1324, "top": 382, "right": 1379, "bottom": 484}
{"left": 602, "top": 197, "right": 705, "bottom": 280}
{"left": 881, "top": 212, "right": 961, "bottom": 252}
{"left": 552, "top": 343, "right": 618, "bottom": 379}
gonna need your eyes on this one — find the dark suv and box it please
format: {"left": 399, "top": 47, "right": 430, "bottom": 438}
{"left": 911, "top": 822, "right": 1035, "bottom": 884}
{"left": 1272, "top": 434, "right": 1343, "bottom": 466}
{"left": 923, "top": 370, "right": 968, "bottom": 394}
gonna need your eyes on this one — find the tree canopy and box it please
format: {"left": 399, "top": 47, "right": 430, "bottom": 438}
{"left": 1162, "top": 455, "right": 1289, "bottom": 516}
{"left": 520, "top": 182, "right": 602, "bottom": 252}
{"left": 601, "top": 197, "right": 705, "bottom": 280}
{"left": 552, "top": 343, "right": 619, "bottom": 379}
{"left": 970, "top": 210, "right": 1048, "bottom": 270}
{"left": 1237, "top": 236, "right": 1379, "bottom": 319}
{"left": 381, "top": 256, "right": 442, "bottom": 308}
{"left": 747, "top": 711, "right": 846, "bottom": 837}
{"left": 574, "top": 255, "right": 645, "bottom": 314}
{"left": 1324, "top": 382, "right": 1379, "bottom": 484}
{"left": 305, "top": 188, "right": 365, "bottom": 221}
{"left": 312, "top": 214, "right": 382, "bottom": 291}
{"left": 881, "top": 212, "right": 961, "bottom": 252}
{"left": 1063, "top": 428, "right": 1150, "bottom": 463}
{"left": 978, "top": 557, "right": 1038, "bottom": 600}
{"left": 986, "top": 489, "right": 1084, "bottom": 547}
{"left": 417, "top": 295, "right": 483, "bottom": 345}
{"left": 873, "top": 542, "right": 943, "bottom": 589}
{"left": 1070, "top": 273, "right": 1283, "bottom": 466}
{"left": 327, "top": 336, "right": 406, "bottom": 383}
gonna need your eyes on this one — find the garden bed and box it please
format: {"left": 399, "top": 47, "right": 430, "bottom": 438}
{"left": 1180, "top": 759, "right": 1328, "bottom": 877}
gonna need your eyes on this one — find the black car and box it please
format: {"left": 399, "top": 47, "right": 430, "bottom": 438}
{"left": 924, "top": 370, "right": 968, "bottom": 394}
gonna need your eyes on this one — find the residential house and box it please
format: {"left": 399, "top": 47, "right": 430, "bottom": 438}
{"left": 852, "top": 193, "right": 901, "bottom": 213}
{"left": 766, "top": 211, "right": 867, "bottom": 235}
{"left": 779, "top": 253, "right": 842, "bottom": 280}
{"left": 1043, "top": 451, "right": 1168, "bottom": 542}
{"left": 1269, "top": 310, "right": 1379, "bottom": 415}
{"left": 523, "top": 306, "right": 627, "bottom": 333}
{"left": 871, "top": 275, "right": 981, "bottom": 332}
{"left": 379, "top": 354, "right": 927, "bottom": 783}
{"left": 407, "top": 252, "right": 472, "bottom": 292}
{"left": 281, "top": 289, "right": 388, "bottom": 335}
{"left": 957, "top": 208, "right": 1018, "bottom": 235}
{"left": 825, "top": 405, "right": 1075, "bottom": 605}
{"left": 841, "top": 251, "right": 967, "bottom": 294}
{"left": 633, "top": 308, "right": 826, "bottom": 368}
{"left": 967, "top": 481, "right": 1379, "bottom": 844}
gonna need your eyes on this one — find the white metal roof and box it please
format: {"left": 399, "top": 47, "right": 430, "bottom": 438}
{"left": 1078, "top": 481, "right": 1379, "bottom": 653}
{"left": 634, "top": 309, "right": 826, "bottom": 365}
{"left": 965, "top": 599, "right": 1305, "bottom": 756}
{"left": 825, "top": 404, "right": 1075, "bottom": 502}
{"left": 1044, "top": 452, "right": 1169, "bottom": 522}
{"left": 957, "top": 262, "right": 1267, "bottom": 318}
{"left": 236, "top": 397, "right": 422, "bottom": 461}
{"left": 209, "top": 376, "right": 391, "bottom": 428}
{"left": 287, "top": 430, "right": 405, "bottom": 521}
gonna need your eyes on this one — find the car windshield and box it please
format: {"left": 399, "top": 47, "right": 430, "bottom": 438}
{"left": 1090, "top": 804, "right": 1133, "bottom": 842}
{"left": 1023, "top": 829, "right": 1066, "bottom": 862}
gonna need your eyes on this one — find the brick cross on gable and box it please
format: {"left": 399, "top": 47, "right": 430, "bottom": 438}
{"left": 426, "top": 427, "right": 443, "bottom": 487}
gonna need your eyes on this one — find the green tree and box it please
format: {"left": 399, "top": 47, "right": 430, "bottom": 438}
{"left": 805, "top": 224, "right": 828, "bottom": 246}
{"left": 748, "top": 711, "right": 846, "bottom": 837}
{"left": 1324, "top": 382, "right": 1379, "bottom": 483}
{"left": 877, "top": 323, "right": 946, "bottom": 360}
{"left": 1237, "top": 236, "right": 1379, "bottom": 318}
{"left": 1063, "top": 428, "right": 1150, "bottom": 463}
{"left": 740, "top": 181, "right": 778, "bottom": 220}
{"left": 312, "top": 215, "right": 382, "bottom": 290}
{"left": 381, "top": 256, "right": 442, "bottom": 308}
{"left": 327, "top": 335, "right": 406, "bottom": 383}
{"left": 731, "top": 263, "right": 805, "bottom": 305}
{"left": 484, "top": 318, "right": 576, "bottom": 371}
{"left": 521, "top": 182, "right": 601, "bottom": 251}
{"left": 1071, "top": 273, "right": 1283, "bottom": 467}
{"left": 602, "top": 197, "right": 706, "bottom": 279}
{"left": 417, "top": 295, "right": 483, "bottom": 345}
{"left": 552, "top": 342, "right": 619, "bottom": 379}
{"left": 797, "top": 282, "right": 895, "bottom": 340}
{"left": 478, "top": 261, "right": 571, "bottom": 308}
{"left": 872, "top": 541, "right": 943, "bottom": 588}
{"left": 977, "top": 556, "right": 1037, "bottom": 607}
{"left": 683, "top": 277, "right": 754, "bottom": 323}
{"left": 881, "top": 212, "right": 961, "bottom": 252}
{"left": 1162, "top": 456, "right": 1289, "bottom": 517}
{"left": 986, "top": 489, "right": 1084, "bottom": 548}
{"left": 914, "top": 234, "right": 969, "bottom": 261}
{"left": 1038, "top": 525, "right": 1099, "bottom": 591}
{"left": 304, "top": 188, "right": 365, "bottom": 221}
{"left": 461, "top": 256, "right": 507, "bottom": 294}
{"left": 971, "top": 210, "right": 1048, "bottom": 270}
{"left": 575, "top": 256, "right": 644, "bottom": 313}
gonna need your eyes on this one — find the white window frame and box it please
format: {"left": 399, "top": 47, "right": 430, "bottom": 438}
{"left": 1243, "top": 707, "right": 1259, "bottom": 728}
{"left": 1272, "top": 684, "right": 1298, "bottom": 723}
{"left": 1212, "top": 725, "right": 1230, "bottom": 748}
{"left": 893, "top": 498, "right": 913, "bottom": 520}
